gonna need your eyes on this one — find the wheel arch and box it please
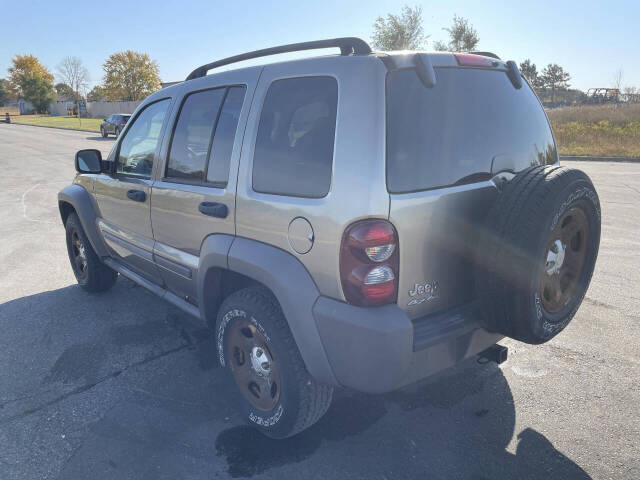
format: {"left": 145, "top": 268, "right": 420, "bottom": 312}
{"left": 58, "top": 184, "right": 108, "bottom": 257}
{"left": 197, "top": 234, "right": 337, "bottom": 386}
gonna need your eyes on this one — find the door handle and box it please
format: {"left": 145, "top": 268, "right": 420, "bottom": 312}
{"left": 198, "top": 201, "right": 228, "bottom": 218}
{"left": 126, "top": 189, "right": 146, "bottom": 202}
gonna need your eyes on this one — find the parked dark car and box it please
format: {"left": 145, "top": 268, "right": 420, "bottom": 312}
{"left": 100, "top": 114, "right": 131, "bottom": 137}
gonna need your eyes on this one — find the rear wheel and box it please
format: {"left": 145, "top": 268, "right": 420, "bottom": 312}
{"left": 476, "top": 166, "right": 601, "bottom": 344}
{"left": 100, "top": 126, "right": 107, "bottom": 138}
{"left": 65, "top": 213, "right": 118, "bottom": 292}
{"left": 216, "top": 287, "right": 333, "bottom": 438}
{"left": 115, "top": 126, "right": 121, "bottom": 138}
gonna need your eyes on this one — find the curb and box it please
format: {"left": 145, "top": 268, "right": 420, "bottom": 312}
{"left": 560, "top": 155, "right": 640, "bottom": 163}
{"left": 4, "top": 121, "right": 99, "bottom": 134}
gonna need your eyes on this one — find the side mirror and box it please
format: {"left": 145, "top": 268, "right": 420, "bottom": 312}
{"left": 75, "top": 149, "right": 102, "bottom": 173}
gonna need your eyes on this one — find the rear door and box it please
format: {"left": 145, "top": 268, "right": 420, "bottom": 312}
{"left": 150, "top": 69, "right": 258, "bottom": 304}
{"left": 93, "top": 98, "right": 172, "bottom": 283}
{"left": 387, "top": 61, "right": 557, "bottom": 319}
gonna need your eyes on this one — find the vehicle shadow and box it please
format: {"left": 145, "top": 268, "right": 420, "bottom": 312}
{"left": 0, "top": 282, "right": 591, "bottom": 480}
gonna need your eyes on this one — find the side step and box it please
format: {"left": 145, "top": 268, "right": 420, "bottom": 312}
{"left": 103, "top": 258, "right": 201, "bottom": 320}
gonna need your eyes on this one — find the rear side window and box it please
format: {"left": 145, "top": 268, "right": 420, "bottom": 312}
{"left": 386, "top": 68, "right": 557, "bottom": 193}
{"left": 167, "top": 88, "right": 226, "bottom": 180}
{"left": 252, "top": 76, "right": 338, "bottom": 198}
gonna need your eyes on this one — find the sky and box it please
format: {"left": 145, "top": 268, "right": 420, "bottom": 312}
{"left": 1, "top": 0, "right": 639, "bottom": 92}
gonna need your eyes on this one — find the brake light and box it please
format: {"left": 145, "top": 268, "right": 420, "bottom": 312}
{"left": 121, "top": 121, "right": 127, "bottom": 125}
{"left": 340, "top": 219, "right": 399, "bottom": 306}
{"left": 454, "top": 53, "right": 493, "bottom": 67}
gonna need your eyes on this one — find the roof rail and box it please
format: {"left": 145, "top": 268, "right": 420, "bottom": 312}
{"left": 468, "top": 51, "right": 501, "bottom": 60}
{"left": 186, "top": 37, "right": 372, "bottom": 81}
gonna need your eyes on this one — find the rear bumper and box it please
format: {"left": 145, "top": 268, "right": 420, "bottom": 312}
{"left": 313, "top": 297, "right": 502, "bottom": 393}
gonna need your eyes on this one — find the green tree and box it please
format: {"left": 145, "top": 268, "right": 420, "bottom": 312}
{"left": 55, "top": 82, "right": 76, "bottom": 99}
{"left": 102, "top": 50, "right": 161, "bottom": 101}
{"left": 7, "top": 54, "right": 54, "bottom": 99}
{"left": 21, "top": 74, "right": 56, "bottom": 113}
{"left": 541, "top": 64, "right": 571, "bottom": 103}
{"left": 87, "top": 85, "right": 107, "bottom": 102}
{"left": 0, "top": 79, "right": 8, "bottom": 105}
{"left": 434, "top": 15, "right": 479, "bottom": 52}
{"left": 371, "top": 5, "right": 427, "bottom": 51}
{"left": 519, "top": 59, "right": 543, "bottom": 89}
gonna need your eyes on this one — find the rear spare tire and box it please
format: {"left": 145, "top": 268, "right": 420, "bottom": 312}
{"left": 476, "top": 165, "right": 601, "bottom": 344}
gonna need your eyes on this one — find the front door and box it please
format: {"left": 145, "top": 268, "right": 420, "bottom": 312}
{"left": 150, "top": 69, "right": 258, "bottom": 303}
{"left": 93, "top": 98, "right": 172, "bottom": 284}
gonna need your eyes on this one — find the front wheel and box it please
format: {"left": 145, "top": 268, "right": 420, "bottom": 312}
{"left": 65, "top": 213, "right": 118, "bottom": 292}
{"left": 100, "top": 126, "right": 107, "bottom": 138}
{"left": 216, "top": 287, "right": 333, "bottom": 438}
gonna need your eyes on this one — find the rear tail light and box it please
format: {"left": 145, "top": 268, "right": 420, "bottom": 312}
{"left": 121, "top": 121, "right": 127, "bottom": 125}
{"left": 454, "top": 53, "right": 493, "bottom": 67}
{"left": 340, "top": 219, "right": 399, "bottom": 306}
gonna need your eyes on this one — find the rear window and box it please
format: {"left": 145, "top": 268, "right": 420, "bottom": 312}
{"left": 252, "top": 76, "right": 337, "bottom": 198}
{"left": 386, "top": 68, "right": 557, "bottom": 193}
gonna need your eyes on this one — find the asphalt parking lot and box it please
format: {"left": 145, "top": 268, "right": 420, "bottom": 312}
{"left": 0, "top": 123, "right": 638, "bottom": 479}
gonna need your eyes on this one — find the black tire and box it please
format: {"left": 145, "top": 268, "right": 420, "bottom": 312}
{"left": 476, "top": 165, "right": 601, "bottom": 344}
{"left": 216, "top": 286, "right": 333, "bottom": 438}
{"left": 115, "top": 126, "right": 121, "bottom": 138}
{"left": 65, "top": 213, "right": 118, "bottom": 292}
{"left": 100, "top": 126, "right": 108, "bottom": 138}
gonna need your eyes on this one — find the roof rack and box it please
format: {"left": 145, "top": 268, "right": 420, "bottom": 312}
{"left": 468, "top": 51, "right": 501, "bottom": 60}
{"left": 186, "top": 37, "right": 372, "bottom": 81}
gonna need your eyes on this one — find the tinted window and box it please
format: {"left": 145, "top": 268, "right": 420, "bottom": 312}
{"left": 252, "top": 77, "right": 337, "bottom": 198}
{"left": 386, "top": 68, "right": 557, "bottom": 193}
{"left": 167, "top": 88, "right": 226, "bottom": 180}
{"left": 117, "top": 99, "right": 170, "bottom": 177}
{"left": 207, "top": 86, "right": 246, "bottom": 185}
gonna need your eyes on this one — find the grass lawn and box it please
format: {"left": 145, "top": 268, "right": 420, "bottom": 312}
{"left": 11, "top": 115, "right": 102, "bottom": 132}
{"left": 548, "top": 104, "right": 640, "bottom": 158}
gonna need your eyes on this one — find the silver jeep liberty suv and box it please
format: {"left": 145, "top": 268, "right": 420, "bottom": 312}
{"left": 59, "top": 38, "right": 601, "bottom": 438}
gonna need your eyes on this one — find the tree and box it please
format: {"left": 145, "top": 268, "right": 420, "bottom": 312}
{"left": 541, "top": 64, "right": 571, "bottom": 104}
{"left": 21, "top": 74, "right": 56, "bottom": 113}
{"left": 87, "top": 85, "right": 107, "bottom": 102}
{"left": 56, "top": 56, "right": 89, "bottom": 110}
{"left": 7, "top": 54, "right": 54, "bottom": 99}
{"left": 371, "top": 5, "right": 427, "bottom": 51}
{"left": 612, "top": 68, "right": 623, "bottom": 90}
{"left": 102, "top": 50, "right": 161, "bottom": 101}
{"left": 434, "top": 15, "right": 479, "bottom": 52}
{"left": 519, "top": 59, "right": 543, "bottom": 89}
{"left": 0, "top": 79, "right": 8, "bottom": 105}
{"left": 55, "top": 82, "right": 76, "bottom": 99}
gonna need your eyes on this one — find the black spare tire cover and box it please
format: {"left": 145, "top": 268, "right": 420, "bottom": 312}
{"left": 475, "top": 165, "right": 601, "bottom": 344}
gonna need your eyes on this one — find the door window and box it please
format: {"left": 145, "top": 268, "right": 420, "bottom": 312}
{"left": 117, "top": 99, "right": 170, "bottom": 177}
{"left": 206, "top": 86, "right": 246, "bottom": 185}
{"left": 166, "top": 88, "right": 226, "bottom": 181}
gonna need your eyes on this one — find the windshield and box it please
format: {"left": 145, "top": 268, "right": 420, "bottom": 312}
{"left": 386, "top": 68, "right": 557, "bottom": 193}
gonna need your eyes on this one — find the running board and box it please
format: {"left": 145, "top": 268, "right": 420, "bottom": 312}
{"left": 103, "top": 258, "right": 201, "bottom": 320}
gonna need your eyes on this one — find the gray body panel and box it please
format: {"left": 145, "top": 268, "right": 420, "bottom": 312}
{"left": 390, "top": 182, "right": 499, "bottom": 319}
{"left": 235, "top": 55, "right": 389, "bottom": 300}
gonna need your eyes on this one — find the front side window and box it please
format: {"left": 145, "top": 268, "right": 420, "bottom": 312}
{"left": 252, "top": 76, "right": 338, "bottom": 198}
{"left": 166, "top": 88, "right": 226, "bottom": 181}
{"left": 117, "top": 99, "right": 170, "bottom": 177}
